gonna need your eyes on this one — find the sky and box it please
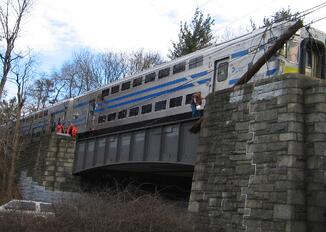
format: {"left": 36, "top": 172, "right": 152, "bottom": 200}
{"left": 4, "top": 0, "right": 326, "bottom": 94}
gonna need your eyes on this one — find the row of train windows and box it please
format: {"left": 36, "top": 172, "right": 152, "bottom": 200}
{"left": 97, "top": 93, "right": 194, "bottom": 124}
{"left": 22, "top": 110, "right": 48, "bottom": 123}
{"left": 101, "top": 56, "right": 204, "bottom": 97}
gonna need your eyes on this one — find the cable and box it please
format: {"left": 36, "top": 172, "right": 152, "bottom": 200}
{"left": 305, "top": 15, "right": 326, "bottom": 26}
{"left": 298, "top": 1, "right": 326, "bottom": 18}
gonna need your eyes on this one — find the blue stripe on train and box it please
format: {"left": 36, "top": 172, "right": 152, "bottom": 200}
{"left": 266, "top": 68, "right": 278, "bottom": 76}
{"left": 231, "top": 49, "right": 248, "bottom": 59}
{"left": 74, "top": 70, "right": 208, "bottom": 110}
{"left": 228, "top": 68, "right": 278, "bottom": 85}
{"left": 96, "top": 83, "right": 195, "bottom": 112}
{"left": 197, "top": 78, "right": 210, "bottom": 84}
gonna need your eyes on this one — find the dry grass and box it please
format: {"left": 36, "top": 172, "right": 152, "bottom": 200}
{"left": 0, "top": 191, "right": 194, "bottom": 232}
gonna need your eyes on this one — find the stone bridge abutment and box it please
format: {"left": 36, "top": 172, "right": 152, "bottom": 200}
{"left": 189, "top": 74, "right": 326, "bottom": 232}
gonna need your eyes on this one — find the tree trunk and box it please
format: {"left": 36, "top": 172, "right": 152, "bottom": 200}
{"left": 6, "top": 103, "right": 22, "bottom": 198}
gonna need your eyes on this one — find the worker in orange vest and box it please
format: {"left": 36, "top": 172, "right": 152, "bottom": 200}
{"left": 66, "top": 122, "right": 78, "bottom": 138}
{"left": 71, "top": 125, "right": 78, "bottom": 138}
{"left": 55, "top": 122, "right": 64, "bottom": 134}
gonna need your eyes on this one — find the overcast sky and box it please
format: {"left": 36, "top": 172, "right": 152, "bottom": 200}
{"left": 3, "top": 0, "right": 326, "bottom": 95}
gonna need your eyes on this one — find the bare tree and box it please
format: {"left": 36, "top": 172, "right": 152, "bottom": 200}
{"left": 99, "top": 51, "right": 128, "bottom": 84}
{"left": 73, "top": 50, "right": 101, "bottom": 92}
{"left": 0, "top": 0, "right": 33, "bottom": 99}
{"left": 5, "top": 55, "right": 34, "bottom": 198}
{"left": 0, "top": 97, "right": 18, "bottom": 196}
{"left": 128, "top": 49, "right": 164, "bottom": 75}
{"left": 26, "top": 75, "right": 54, "bottom": 110}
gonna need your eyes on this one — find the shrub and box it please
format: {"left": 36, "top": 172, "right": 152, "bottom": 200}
{"left": 0, "top": 192, "right": 194, "bottom": 232}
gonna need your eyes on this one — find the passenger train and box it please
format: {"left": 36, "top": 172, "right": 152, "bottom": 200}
{"left": 20, "top": 21, "right": 326, "bottom": 138}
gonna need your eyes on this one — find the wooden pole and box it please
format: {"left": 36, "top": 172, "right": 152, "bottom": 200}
{"left": 234, "top": 20, "right": 303, "bottom": 87}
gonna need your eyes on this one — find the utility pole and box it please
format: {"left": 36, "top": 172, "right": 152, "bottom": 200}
{"left": 234, "top": 20, "right": 303, "bottom": 87}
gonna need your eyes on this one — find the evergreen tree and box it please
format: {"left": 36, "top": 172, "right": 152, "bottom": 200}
{"left": 169, "top": 8, "right": 214, "bottom": 59}
{"left": 263, "top": 7, "right": 300, "bottom": 27}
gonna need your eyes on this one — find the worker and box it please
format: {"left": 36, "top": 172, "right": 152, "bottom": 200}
{"left": 191, "top": 91, "right": 204, "bottom": 117}
{"left": 55, "top": 122, "right": 64, "bottom": 134}
{"left": 71, "top": 125, "right": 78, "bottom": 138}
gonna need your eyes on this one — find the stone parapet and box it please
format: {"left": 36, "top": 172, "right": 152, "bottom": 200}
{"left": 17, "top": 133, "right": 80, "bottom": 202}
{"left": 189, "top": 74, "right": 326, "bottom": 232}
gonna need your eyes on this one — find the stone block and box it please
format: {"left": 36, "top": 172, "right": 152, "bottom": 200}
{"left": 305, "top": 94, "right": 326, "bottom": 104}
{"left": 315, "top": 192, "right": 326, "bottom": 207}
{"left": 269, "top": 122, "right": 288, "bottom": 133}
{"left": 313, "top": 142, "right": 326, "bottom": 156}
{"left": 279, "top": 133, "right": 297, "bottom": 141}
{"left": 46, "top": 166, "right": 55, "bottom": 171}
{"left": 273, "top": 204, "right": 294, "bottom": 220}
{"left": 305, "top": 113, "right": 326, "bottom": 123}
{"left": 235, "top": 165, "right": 254, "bottom": 175}
{"left": 56, "top": 177, "right": 66, "bottom": 182}
{"left": 287, "top": 103, "right": 303, "bottom": 113}
{"left": 287, "top": 190, "right": 305, "bottom": 205}
{"left": 44, "top": 176, "right": 54, "bottom": 181}
{"left": 247, "top": 143, "right": 267, "bottom": 153}
{"left": 188, "top": 201, "right": 200, "bottom": 213}
{"left": 285, "top": 221, "right": 306, "bottom": 232}
{"left": 288, "top": 122, "right": 303, "bottom": 133}
{"left": 314, "top": 122, "right": 326, "bottom": 133}
{"left": 288, "top": 142, "right": 303, "bottom": 155}
{"left": 287, "top": 168, "right": 304, "bottom": 181}
{"left": 307, "top": 206, "right": 326, "bottom": 222}
{"left": 255, "top": 110, "right": 278, "bottom": 121}
{"left": 246, "top": 200, "right": 262, "bottom": 209}
{"left": 254, "top": 134, "right": 279, "bottom": 143}
{"left": 278, "top": 113, "right": 298, "bottom": 122}
{"left": 266, "top": 141, "right": 288, "bottom": 151}
{"left": 277, "top": 156, "right": 296, "bottom": 167}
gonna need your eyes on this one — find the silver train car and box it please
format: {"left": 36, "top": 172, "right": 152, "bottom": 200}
{"left": 20, "top": 21, "right": 326, "bottom": 138}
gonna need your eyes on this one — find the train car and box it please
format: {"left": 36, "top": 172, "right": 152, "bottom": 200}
{"left": 20, "top": 21, "right": 326, "bottom": 138}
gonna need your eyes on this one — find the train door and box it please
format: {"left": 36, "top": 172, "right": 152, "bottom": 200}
{"left": 212, "top": 57, "right": 229, "bottom": 92}
{"left": 87, "top": 99, "right": 96, "bottom": 129}
{"left": 299, "top": 38, "right": 325, "bottom": 79}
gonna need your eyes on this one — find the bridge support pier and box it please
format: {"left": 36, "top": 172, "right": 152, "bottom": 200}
{"left": 17, "top": 133, "right": 80, "bottom": 202}
{"left": 189, "top": 74, "right": 326, "bottom": 232}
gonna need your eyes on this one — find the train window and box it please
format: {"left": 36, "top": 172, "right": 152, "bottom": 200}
{"left": 173, "top": 62, "right": 186, "bottom": 74}
{"left": 217, "top": 62, "right": 229, "bottom": 82}
{"left": 118, "top": 110, "right": 127, "bottom": 119}
{"left": 102, "top": 88, "right": 110, "bottom": 97}
{"left": 169, "top": 96, "right": 183, "bottom": 108}
{"left": 189, "top": 56, "right": 203, "bottom": 69}
{"left": 185, "top": 93, "right": 195, "bottom": 104}
{"left": 44, "top": 110, "right": 48, "bottom": 117}
{"left": 121, "top": 81, "right": 131, "bottom": 91}
{"left": 133, "top": 77, "right": 143, "bottom": 87}
{"left": 111, "top": 85, "right": 120, "bottom": 94}
{"left": 141, "top": 104, "right": 152, "bottom": 114}
{"left": 38, "top": 112, "right": 43, "bottom": 118}
{"left": 155, "top": 100, "right": 167, "bottom": 111}
{"left": 107, "top": 113, "right": 116, "bottom": 121}
{"left": 129, "top": 107, "right": 139, "bottom": 117}
{"left": 287, "top": 41, "right": 299, "bottom": 63}
{"left": 158, "top": 68, "right": 170, "bottom": 79}
{"left": 98, "top": 115, "right": 106, "bottom": 123}
{"left": 145, "top": 72, "right": 156, "bottom": 83}
{"left": 34, "top": 114, "right": 38, "bottom": 119}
